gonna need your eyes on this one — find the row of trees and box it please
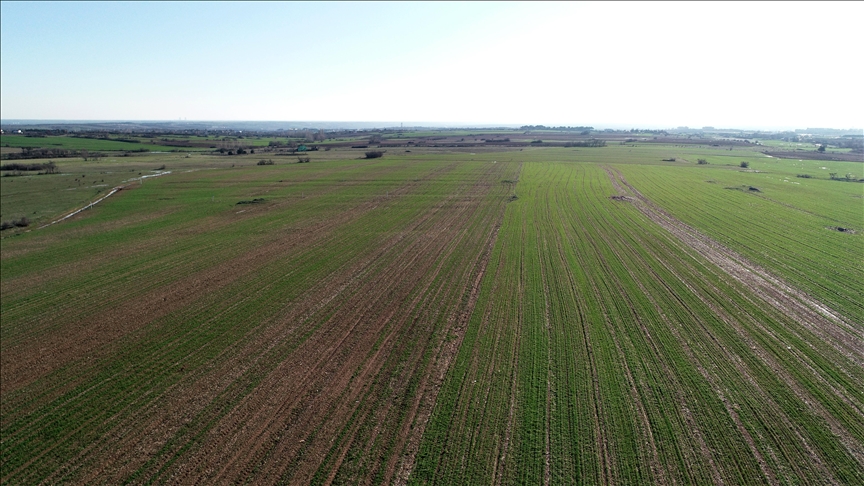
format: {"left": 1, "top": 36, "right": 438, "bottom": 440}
{"left": 0, "top": 217, "right": 30, "bottom": 231}
{"left": 0, "top": 161, "right": 59, "bottom": 173}
{"left": 564, "top": 140, "right": 607, "bottom": 147}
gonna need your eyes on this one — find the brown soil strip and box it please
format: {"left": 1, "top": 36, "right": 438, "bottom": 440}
{"left": 763, "top": 151, "right": 863, "bottom": 162}
{"left": 392, "top": 174, "right": 512, "bottom": 484}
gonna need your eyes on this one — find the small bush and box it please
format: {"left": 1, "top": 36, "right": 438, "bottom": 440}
{"left": 697, "top": 158, "right": 708, "bottom": 164}
{"left": 1, "top": 161, "right": 59, "bottom": 173}
{"left": 365, "top": 151, "right": 384, "bottom": 159}
{"left": 796, "top": 174, "right": 812, "bottom": 178}
{"left": 236, "top": 198, "right": 266, "bottom": 205}
{"left": 297, "top": 157, "right": 310, "bottom": 163}
{"left": 257, "top": 159, "right": 274, "bottom": 165}
{"left": 0, "top": 217, "right": 30, "bottom": 230}
{"left": 740, "top": 161, "right": 750, "bottom": 168}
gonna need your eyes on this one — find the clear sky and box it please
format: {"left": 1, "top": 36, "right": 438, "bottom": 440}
{"left": 1, "top": 1, "right": 861, "bottom": 129}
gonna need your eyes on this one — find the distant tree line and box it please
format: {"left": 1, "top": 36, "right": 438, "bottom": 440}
{"left": 1, "top": 161, "right": 59, "bottom": 172}
{"left": 521, "top": 125, "right": 593, "bottom": 131}
{"left": 1, "top": 147, "right": 132, "bottom": 160}
{"left": 628, "top": 129, "right": 669, "bottom": 135}
{"left": 2, "top": 148, "right": 77, "bottom": 160}
{"left": 0, "top": 217, "right": 30, "bottom": 231}
{"left": 564, "top": 140, "right": 607, "bottom": 147}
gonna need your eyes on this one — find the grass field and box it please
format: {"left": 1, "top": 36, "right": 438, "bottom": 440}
{"left": 1, "top": 143, "right": 861, "bottom": 484}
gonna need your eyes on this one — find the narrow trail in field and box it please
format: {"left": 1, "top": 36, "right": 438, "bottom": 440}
{"left": 37, "top": 172, "right": 172, "bottom": 229}
{"left": 603, "top": 167, "right": 863, "bottom": 366}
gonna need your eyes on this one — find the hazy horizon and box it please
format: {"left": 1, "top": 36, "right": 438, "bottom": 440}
{"left": 2, "top": 2, "right": 861, "bottom": 129}
{"left": 3, "top": 119, "right": 860, "bottom": 133}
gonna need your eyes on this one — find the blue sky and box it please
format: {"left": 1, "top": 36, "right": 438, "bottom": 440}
{"left": 1, "top": 1, "right": 861, "bottom": 129}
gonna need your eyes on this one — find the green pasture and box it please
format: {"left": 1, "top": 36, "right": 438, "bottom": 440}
{"left": 1, "top": 143, "right": 861, "bottom": 484}
{"left": 0, "top": 153, "right": 234, "bottom": 226}
{"left": 415, "top": 151, "right": 863, "bottom": 484}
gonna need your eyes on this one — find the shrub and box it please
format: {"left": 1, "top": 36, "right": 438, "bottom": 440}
{"left": 740, "top": 161, "right": 749, "bottom": 168}
{"left": 1, "top": 161, "right": 59, "bottom": 173}
{"left": 697, "top": 158, "right": 708, "bottom": 164}
{"left": 565, "top": 140, "right": 606, "bottom": 148}
{"left": 257, "top": 159, "right": 274, "bottom": 165}
{"left": 1, "top": 217, "right": 30, "bottom": 230}
{"left": 365, "top": 151, "right": 384, "bottom": 159}
{"left": 236, "top": 198, "right": 266, "bottom": 205}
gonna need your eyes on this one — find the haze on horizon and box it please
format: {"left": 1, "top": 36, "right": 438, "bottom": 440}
{"left": 1, "top": 1, "right": 861, "bottom": 131}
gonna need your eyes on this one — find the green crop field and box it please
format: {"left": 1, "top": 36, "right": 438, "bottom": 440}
{"left": 1, "top": 142, "right": 862, "bottom": 484}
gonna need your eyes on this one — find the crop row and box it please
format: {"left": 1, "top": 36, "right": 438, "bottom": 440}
{"left": 411, "top": 158, "right": 863, "bottom": 484}
{"left": 1, "top": 157, "right": 520, "bottom": 484}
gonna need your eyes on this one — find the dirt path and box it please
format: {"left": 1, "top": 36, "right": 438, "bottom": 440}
{"left": 37, "top": 171, "right": 173, "bottom": 230}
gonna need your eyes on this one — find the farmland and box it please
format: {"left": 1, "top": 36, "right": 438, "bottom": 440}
{"left": 1, "top": 137, "right": 862, "bottom": 484}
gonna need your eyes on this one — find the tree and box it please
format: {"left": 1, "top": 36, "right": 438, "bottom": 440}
{"left": 740, "top": 161, "right": 749, "bottom": 168}
{"left": 817, "top": 144, "right": 826, "bottom": 152}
